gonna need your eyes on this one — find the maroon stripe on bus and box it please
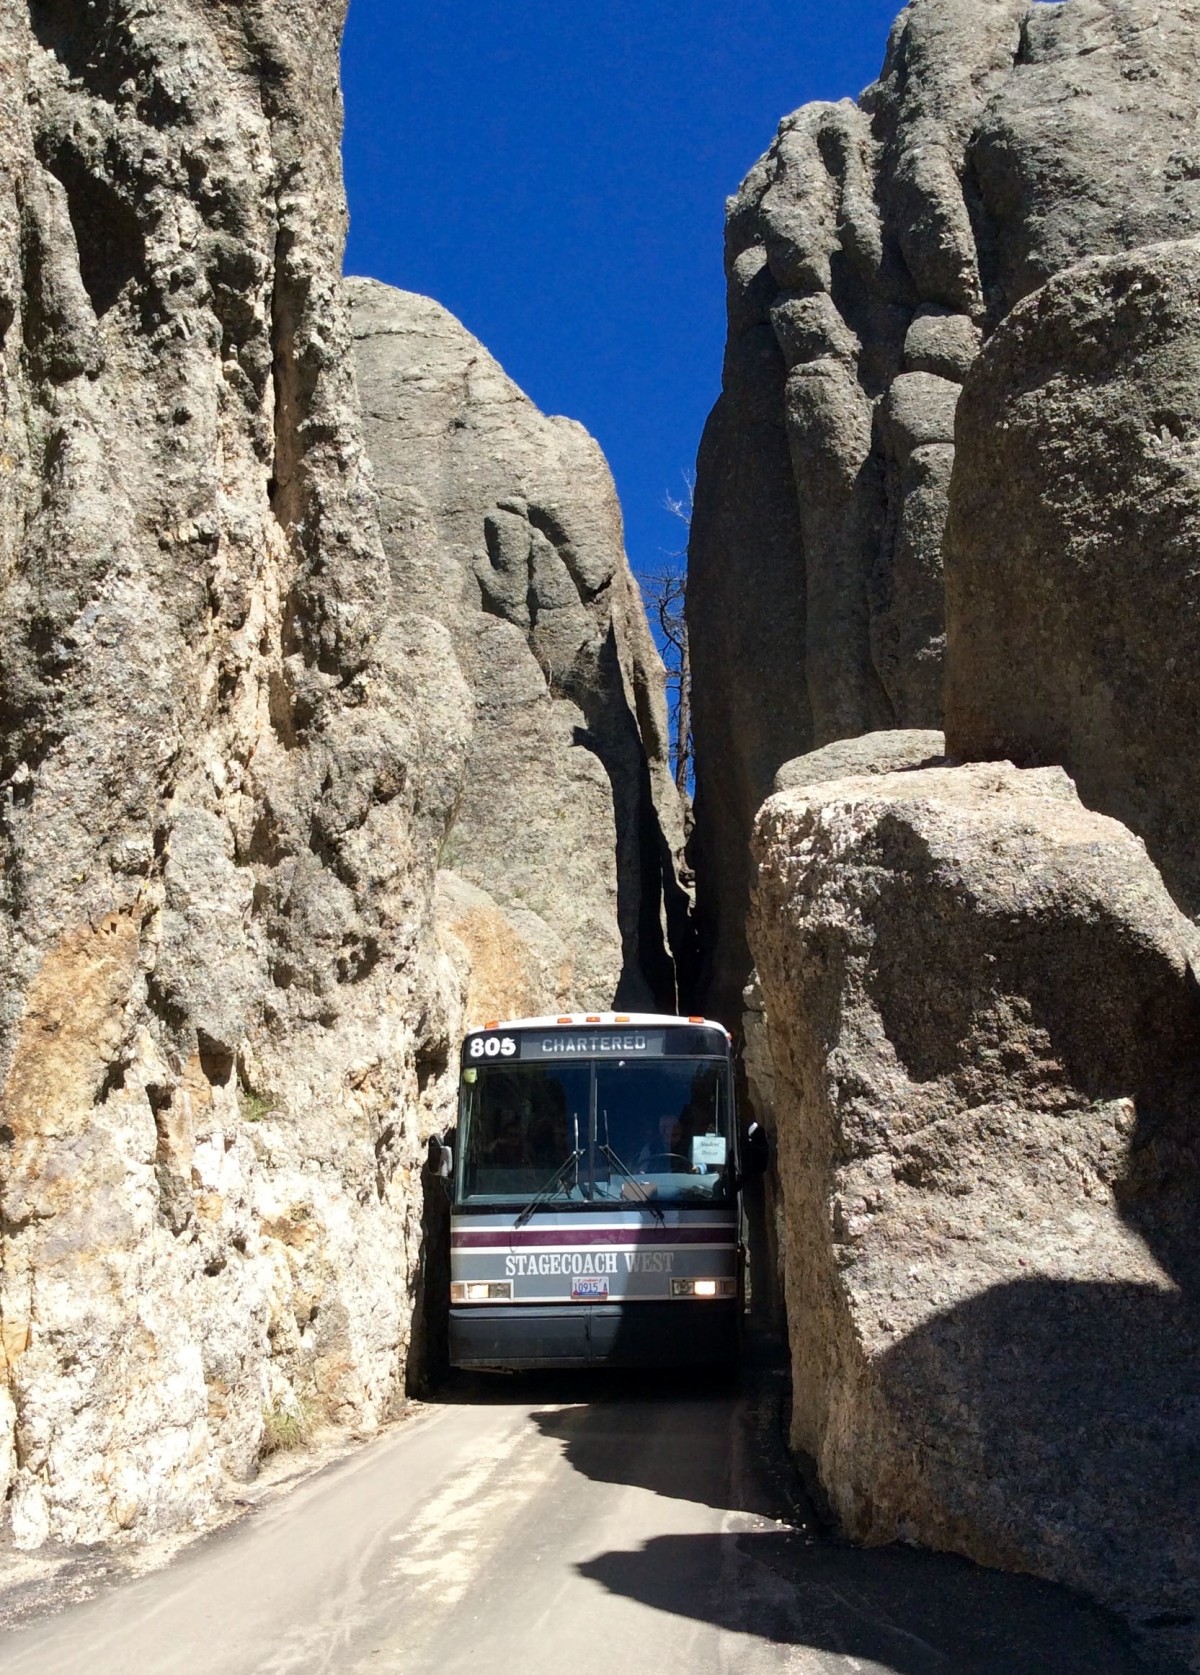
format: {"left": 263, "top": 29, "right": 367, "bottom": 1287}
{"left": 451, "top": 1226, "right": 735, "bottom": 1249}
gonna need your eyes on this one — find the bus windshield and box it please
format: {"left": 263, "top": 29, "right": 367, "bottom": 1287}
{"left": 459, "top": 1057, "right": 731, "bottom": 1207}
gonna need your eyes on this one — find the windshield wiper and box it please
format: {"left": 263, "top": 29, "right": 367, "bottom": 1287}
{"left": 513, "top": 1150, "right": 582, "bottom": 1230}
{"left": 597, "top": 1143, "right": 665, "bottom": 1225}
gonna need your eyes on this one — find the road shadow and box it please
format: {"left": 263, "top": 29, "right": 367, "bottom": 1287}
{"left": 520, "top": 1338, "right": 796, "bottom": 1524}
{"left": 519, "top": 1352, "right": 1148, "bottom": 1673}
{"left": 432, "top": 1327, "right": 1167, "bottom": 1670}
{"left": 578, "top": 1532, "right": 1146, "bottom": 1674}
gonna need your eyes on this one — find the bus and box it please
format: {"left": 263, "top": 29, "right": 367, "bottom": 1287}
{"left": 436, "top": 1012, "right": 764, "bottom": 1371}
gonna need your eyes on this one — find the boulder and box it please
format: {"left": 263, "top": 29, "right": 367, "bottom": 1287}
{"left": 348, "top": 279, "right": 690, "bottom": 1016}
{"left": 750, "top": 760, "right": 1200, "bottom": 1671}
{"left": 969, "top": 0, "right": 1200, "bottom": 316}
{"left": 945, "top": 236, "right": 1200, "bottom": 920}
{"left": 749, "top": 732, "right": 943, "bottom": 1331}
{"left": 773, "top": 728, "right": 944, "bottom": 794}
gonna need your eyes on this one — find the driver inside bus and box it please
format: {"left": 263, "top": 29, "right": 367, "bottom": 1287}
{"left": 637, "top": 1113, "right": 697, "bottom": 1172}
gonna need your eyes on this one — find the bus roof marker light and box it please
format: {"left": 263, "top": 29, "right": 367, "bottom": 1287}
{"left": 586, "top": 1016, "right": 600, "bottom": 1024}
{"left": 557, "top": 1016, "right": 572, "bottom": 1025}
{"left": 483, "top": 1020, "right": 499, "bottom": 1030}
{"left": 689, "top": 1016, "right": 704, "bottom": 1025}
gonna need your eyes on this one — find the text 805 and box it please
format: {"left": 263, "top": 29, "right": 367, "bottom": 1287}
{"left": 468, "top": 1036, "right": 517, "bottom": 1059}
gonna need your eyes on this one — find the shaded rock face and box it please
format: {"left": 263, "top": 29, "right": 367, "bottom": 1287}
{"left": 348, "top": 279, "right": 690, "bottom": 1019}
{"left": 945, "top": 236, "right": 1200, "bottom": 921}
{"left": 0, "top": 2, "right": 471, "bottom": 1546}
{"left": 750, "top": 763, "right": 1200, "bottom": 1671}
{"left": 689, "top": 0, "right": 1200, "bottom": 1022}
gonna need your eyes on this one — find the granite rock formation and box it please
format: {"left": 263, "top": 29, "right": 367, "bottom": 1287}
{"left": 945, "top": 235, "right": 1200, "bottom": 921}
{"left": 0, "top": 0, "right": 472, "bottom": 1548}
{"left": 689, "top": 0, "right": 1200, "bottom": 1022}
{"left": 751, "top": 762, "right": 1200, "bottom": 1672}
{"left": 348, "top": 279, "right": 690, "bottom": 1019}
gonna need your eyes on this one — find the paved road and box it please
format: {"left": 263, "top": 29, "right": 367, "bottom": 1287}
{"left": 3, "top": 1359, "right": 1145, "bottom": 1675}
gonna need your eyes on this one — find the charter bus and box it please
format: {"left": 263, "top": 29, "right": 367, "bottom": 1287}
{"left": 438, "top": 1012, "right": 762, "bottom": 1371}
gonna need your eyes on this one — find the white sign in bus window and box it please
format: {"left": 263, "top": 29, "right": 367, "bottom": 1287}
{"left": 691, "top": 1134, "right": 727, "bottom": 1169}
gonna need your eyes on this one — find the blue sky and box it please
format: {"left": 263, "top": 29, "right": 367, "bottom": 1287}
{"left": 341, "top": 0, "right": 902, "bottom": 581}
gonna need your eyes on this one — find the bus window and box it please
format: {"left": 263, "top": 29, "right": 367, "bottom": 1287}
{"left": 460, "top": 1063, "right": 591, "bottom": 1204}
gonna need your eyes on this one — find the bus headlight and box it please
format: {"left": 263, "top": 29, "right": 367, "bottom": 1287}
{"left": 671, "top": 1278, "right": 736, "bottom": 1299}
{"left": 450, "top": 1282, "right": 513, "bottom": 1303}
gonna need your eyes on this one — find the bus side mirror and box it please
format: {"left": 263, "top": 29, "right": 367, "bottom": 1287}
{"left": 742, "top": 1122, "right": 770, "bottom": 1177}
{"left": 428, "top": 1135, "right": 454, "bottom": 1179}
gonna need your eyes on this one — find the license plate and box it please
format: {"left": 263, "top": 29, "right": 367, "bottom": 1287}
{"left": 571, "top": 1278, "right": 608, "bottom": 1301}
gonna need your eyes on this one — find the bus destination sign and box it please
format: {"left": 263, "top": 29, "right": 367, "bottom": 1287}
{"left": 521, "top": 1029, "right": 665, "bottom": 1061}
{"left": 462, "top": 1024, "right": 728, "bottom": 1065}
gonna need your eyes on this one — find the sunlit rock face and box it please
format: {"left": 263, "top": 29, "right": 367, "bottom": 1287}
{"left": 0, "top": 0, "right": 471, "bottom": 1547}
{"left": 945, "top": 235, "right": 1200, "bottom": 922}
{"left": 347, "top": 279, "right": 693, "bottom": 1021}
{"left": 751, "top": 763, "right": 1200, "bottom": 1672}
{"left": 688, "top": 0, "right": 1200, "bottom": 1024}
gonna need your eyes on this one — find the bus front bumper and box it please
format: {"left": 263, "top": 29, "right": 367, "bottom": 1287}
{"left": 449, "top": 1300, "right": 740, "bottom": 1371}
